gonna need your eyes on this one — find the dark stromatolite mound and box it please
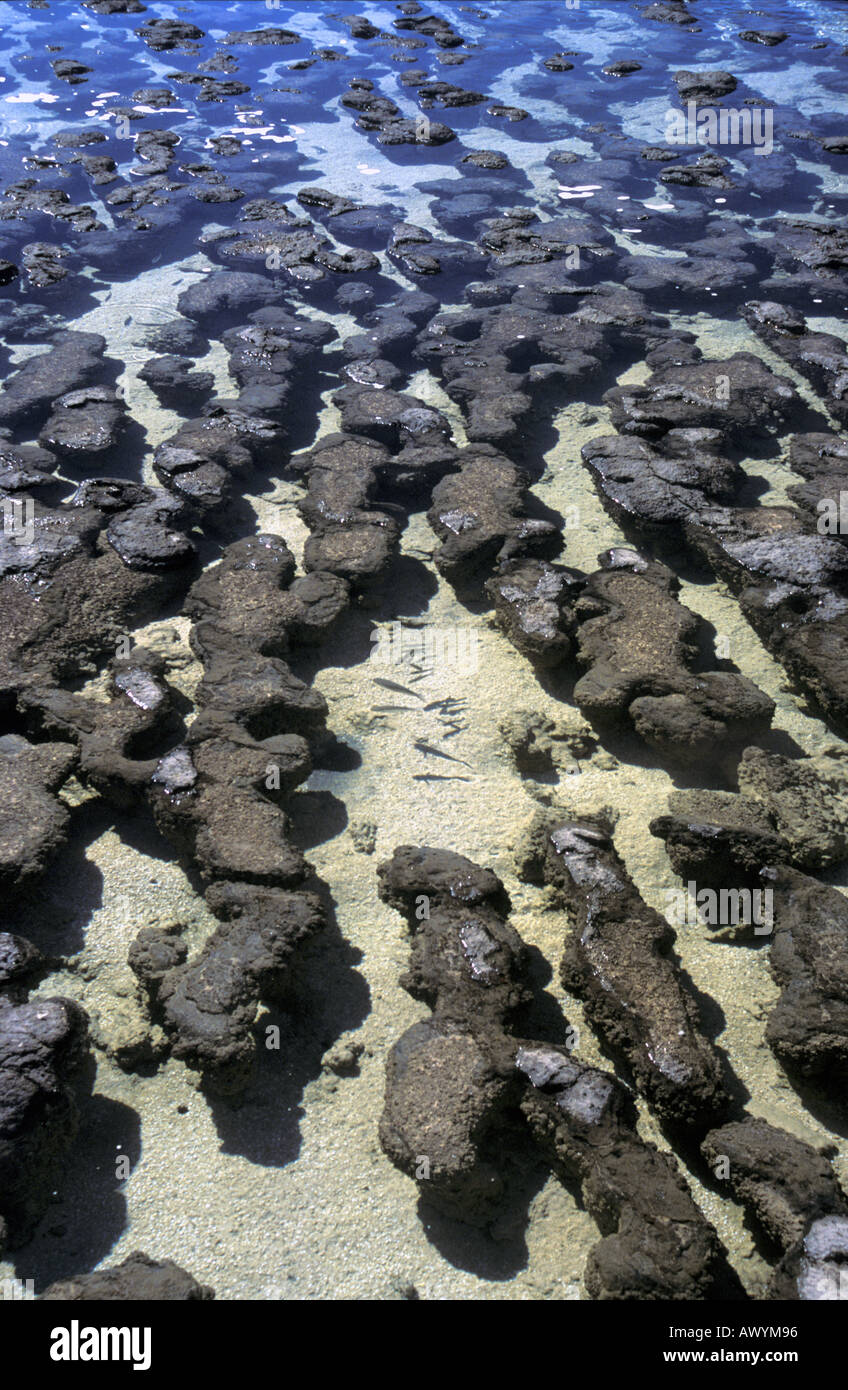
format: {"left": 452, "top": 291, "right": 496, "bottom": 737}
{"left": 18, "top": 644, "right": 179, "bottom": 811}
{"left": 416, "top": 82, "right": 487, "bottom": 109}
{"left": 381, "top": 1016, "right": 518, "bottom": 1225}
{"left": 660, "top": 153, "right": 734, "bottom": 188}
{"left": 582, "top": 370, "right": 848, "bottom": 733}
{"left": 341, "top": 84, "right": 456, "bottom": 145}
{"left": 0, "top": 437, "right": 58, "bottom": 491}
{"left": 138, "top": 355, "right": 214, "bottom": 406}
{"left": 518, "top": 1046, "right": 738, "bottom": 1300}
{"left": 604, "top": 60, "right": 642, "bottom": 76}
{"left": 739, "top": 29, "right": 787, "bottom": 45}
{"left": 544, "top": 54, "right": 575, "bottom": 72}
{"left": 224, "top": 28, "right": 300, "bottom": 46}
{"left": 131, "top": 86, "right": 175, "bottom": 109}
{"left": 572, "top": 549, "right": 774, "bottom": 763}
{"left": 130, "top": 523, "right": 343, "bottom": 1093}
{"left": 153, "top": 303, "right": 334, "bottom": 511}
{"left": 427, "top": 445, "right": 561, "bottom": 596}
{"left": 478, "top": 209, "right": 615, "bottom": 269}
{"left": 486, "top": 558, "right": 582, "bottom": 668}
{"left": 83, "top": 0, "right": 146, "bottom": 11}
{"left": 289, "top": 433, "right": 402, "bottom": 592}
{"left": 685, "top": 508, "right": 848, "bottom": 733}
{"left": 703, "top": 1118, "right": 848, "bottom": 1301}
{"left": 393, "top": 10, "right": 464, "bottom": 47}
{"left": 487, "top": 104, "right": 528, "bottom": 121}
{"left": 581, "top": 429, "right": 741, "bottom": 536}
{"left": 651, "top": 746, "right": 848, "bottom": 888}
{"left": 760, "top": 864, "right": 848, "bottom": 1082}
{"left": 40, "top": 1252, "right": 215, "bottom": 1300}
{"left": 337, "top": 15, "right": 380, "bottom": 40}
{"left": 214, "top": 204, "right": 380, "bottom": 281}
{"left": 332, "top": 383, "right": 452, "bottom": 454}
{"left": 68, "top": 154, "right": 118, "bottom": 188}
{"left": 222, "top": 307, "right": 337, "bottom": 408}
{"left": 518, "top": 812, "right": 730, "bottom": 1129}
{"left": 105, "top": 490, "right": 195, "bottom": 571}
{"left": 415, "top": 289, "right": 656, "bottom": 450}
{"left": 142, "top": 317, "right": 208, "bottom": 356}
{"left": 185, "top": 534, "right": 347, "bottom": 656}
{"left": 462, "top": 149, "right": 509, "bottom": 169}
{"left": 622, "top": 226, "right": 760, "bottom": 300}
{"left": 0, "top": 996, "right": 89, "bottom": 1250}
{"left": 673, "top": 70, "right": 738, "bottom": 104}
{"left": 651, "top": 789, "right": 790, "bottom": 892}
{"left": 0, "top": 330, "right": 107, "bottom": 429}
{"left": 51, "top": 59, "right": 92, "bottom": 84}
{"left": 786, "top": 433, "right": 848, "bottom": 531}
{"left": 0, "top": 735, "right": 78, "bottom": 893}
{"left": 603, "top": 353, "right": 800, "bottom": 441}
{"left": 743, "top": 301, "right": 848, "bottom": 427}
{"left": 38, "top": 386, "right": 127, "bottom": 462}
{"left": 292, "top": 426, "right": 457, "bottom": 523}
{"left": 0, "top": 178, "right": 103, "bottom": 234}
{"left": 640, "top": 1, "right": 698, "bottom": 24}
{"left": 738, "top": 748, "right": 848, "bottom": 869}
{"left": 0, "top": 483, "right": 195, "bottom": 727}
{"left": 760, "top": 218, "right": 848, "bottom": 301}
{"left": 387, "top": 221, "right": 489, "bottom": 279}
{"left": 377, "top": 845, "right": 528, "bottom": 1226}
{"left": 151, "top": 681, "right": 316, "bottom": 888}
{"left": 135, "top": 17, "right": 204, "bottom": 50}
{"left": 177, "top": 270, "right": 281, "bottom": 325}
{"left": 702, "top": 1118, "right": 846, "bottom": 1256}
{"left": 340, "top": 289, "right": 439, "bottom": 369}
{"left": 134, "top": 885, "right": 325, "bottom": 1094}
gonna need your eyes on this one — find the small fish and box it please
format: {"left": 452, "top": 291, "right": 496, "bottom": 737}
{"left": 424, "top": 697, "right": 466, "bottom": 712}
{"left": 373, "top": 677, "right": 423, "bottom": 700}
{"left": 412, "top": 773, "right": 472, "bottom": 782}
{"left": 372, "top": 704, "right": 417, "bottom": 712}
{"left": 413, "top": 739, "right": 472, "bottom": 767}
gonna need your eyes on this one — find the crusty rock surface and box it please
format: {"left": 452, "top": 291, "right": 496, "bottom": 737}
{"left": 517, "top": 811, "right": 730, "bottom": 1129}
{"left": 0, "top": 996, "right": 90, "bottom": 1250}
{"left": 39, "top": 1251, "right": 215, "bottom": 1300}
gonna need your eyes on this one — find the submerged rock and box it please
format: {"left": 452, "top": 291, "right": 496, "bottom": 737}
{"left": 673, "top": 70, "right": 737, "bottom": 104}
{"left": 39, "top": 386, "right": 127, "bottom": 462}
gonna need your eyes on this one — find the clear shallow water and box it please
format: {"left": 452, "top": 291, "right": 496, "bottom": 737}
{"left": 0, "top": 0, "right": 847, "bottom": 1303}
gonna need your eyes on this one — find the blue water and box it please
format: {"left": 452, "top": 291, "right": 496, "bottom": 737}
{"left": 0, "top": 0, "right": 845, "bottom": 289}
